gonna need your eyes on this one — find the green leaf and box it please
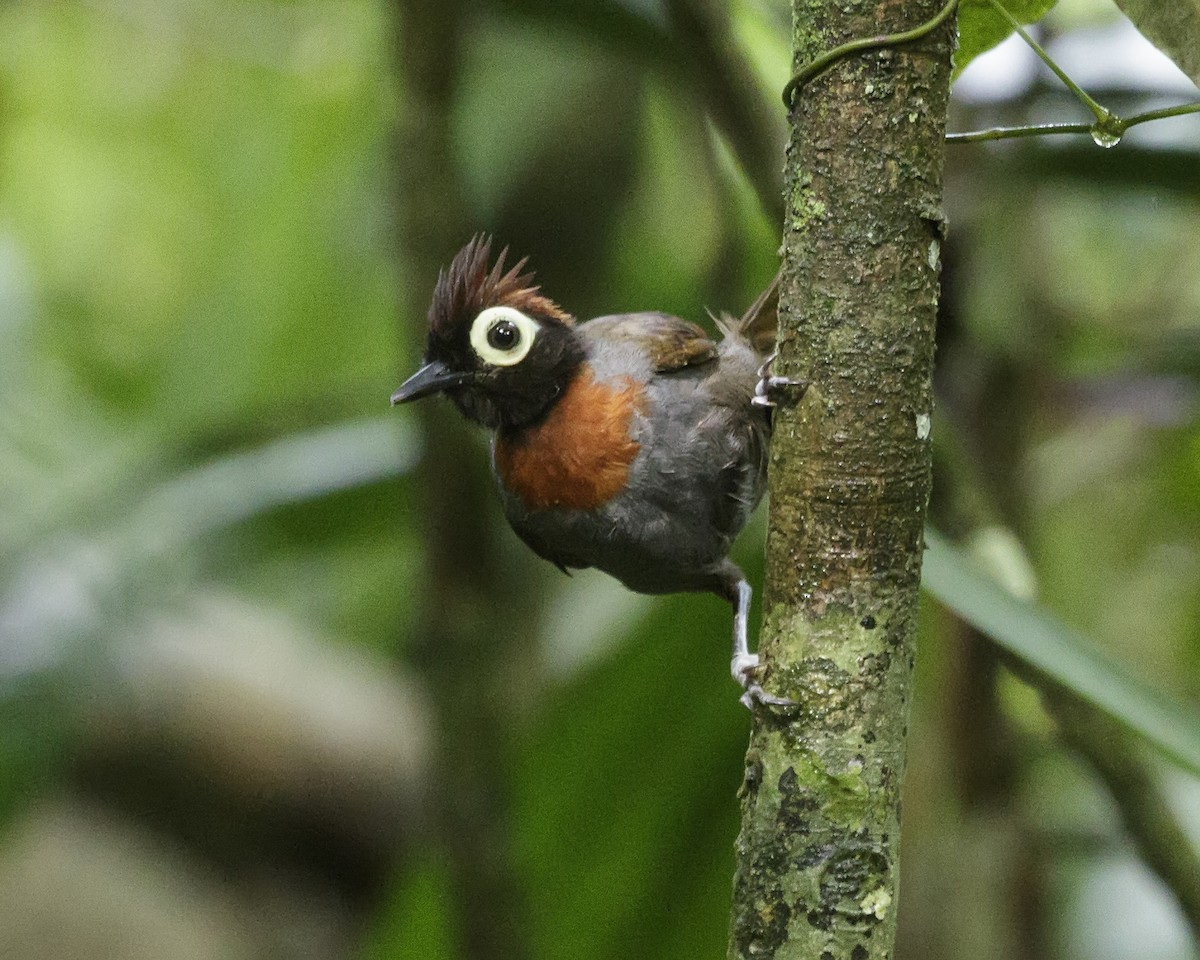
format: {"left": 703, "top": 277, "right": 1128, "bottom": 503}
{"left": 922, "top": 529, "right": 1200, "bottom": 774}
{"left": 1111, "top": 0, "right": 1200, "bottom": 86}
{"left": 515, "top": 583, "right": 757, "bottom": 960}
{"left": 954, "top": 0, "right": 1058, "bottom": 78}
{"left": 121, "top": 417, "right": 418, "bottom": 552}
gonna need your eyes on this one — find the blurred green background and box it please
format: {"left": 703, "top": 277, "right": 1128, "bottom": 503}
{"left": 0, "top": 1, "right": 1197, "bottom": 959}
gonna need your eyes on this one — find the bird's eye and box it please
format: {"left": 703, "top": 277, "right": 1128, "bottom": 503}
{"left": 469, "top": 306, "right": 539, "bottom": 367}
{"left": 487, "top": 320, "right": 519, "bottom": 350}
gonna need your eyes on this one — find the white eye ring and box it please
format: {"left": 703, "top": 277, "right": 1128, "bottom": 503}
{"left": 469, "top": 306, "right": 539, "bottom": 367}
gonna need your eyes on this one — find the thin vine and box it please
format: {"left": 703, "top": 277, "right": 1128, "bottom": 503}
{"left": 782, "top": 0, "right": 1200, "bottom": 147}
{"left": 781, "top": 0, "right": 958, "bottom": 108}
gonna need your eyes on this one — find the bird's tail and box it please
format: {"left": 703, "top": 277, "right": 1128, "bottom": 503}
{"left": 714, "top": 268, "right": 781, "bottom": 355}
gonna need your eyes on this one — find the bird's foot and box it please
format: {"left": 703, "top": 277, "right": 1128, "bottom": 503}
{"left": 732, "top": 653, "right": 795, "bottom": 710}
{"left": 752, "top": 353, "right": 807, "bottom": 409}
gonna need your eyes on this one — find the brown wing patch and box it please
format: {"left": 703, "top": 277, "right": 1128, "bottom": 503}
{"left": 494, "top": 365, "right": 643, "bottom": 511}
{"left": 583, "top": 312, "right": 717, "bottom": 373}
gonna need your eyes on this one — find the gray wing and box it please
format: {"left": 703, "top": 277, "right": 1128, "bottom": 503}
{"left": 582, "top": 312, "right": 718, "bottom": 373}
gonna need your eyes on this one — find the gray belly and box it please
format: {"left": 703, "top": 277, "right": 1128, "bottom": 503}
{"left": 497, "top": 362, "right": 766, "bottom": 596}
{"left": 502, "top": 489, "right": 734, "bottom": 595}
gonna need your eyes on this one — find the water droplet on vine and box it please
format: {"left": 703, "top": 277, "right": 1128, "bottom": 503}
{"left": 1091, "top": 126, "right": 1122, "bottom": 148}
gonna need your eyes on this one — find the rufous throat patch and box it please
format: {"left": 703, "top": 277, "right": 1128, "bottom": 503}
{"left": 494, "top": 366, "right": 642, "bottom": 511}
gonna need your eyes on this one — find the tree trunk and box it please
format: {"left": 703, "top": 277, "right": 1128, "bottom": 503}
{"left": 728, "top": 1, "right": 953, "bottom": 957}
{"left": 392, "top": 3, "right": 537, "bottom": 958}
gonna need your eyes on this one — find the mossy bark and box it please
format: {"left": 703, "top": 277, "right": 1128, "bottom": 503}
{"left": 728, "top": 2, "right": 953, "bottom": 958}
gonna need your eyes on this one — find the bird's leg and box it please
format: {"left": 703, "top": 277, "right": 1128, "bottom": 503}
{"left": 730, "top": 579, "right": 794, "bottom": 709}
{"left": 752, "top": 352, "right": 807, "bottom": 409}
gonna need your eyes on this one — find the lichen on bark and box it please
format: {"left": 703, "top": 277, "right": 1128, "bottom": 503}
{"left": 727, "top": 2, "right": 954, "bottom": 958}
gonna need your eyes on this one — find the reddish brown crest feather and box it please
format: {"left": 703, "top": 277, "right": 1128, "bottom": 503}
{"left": 494, "top": 366, "right": 642, "bottom": 511}
{"left": 429, "top": 235, "right": 572, "bottom": 334}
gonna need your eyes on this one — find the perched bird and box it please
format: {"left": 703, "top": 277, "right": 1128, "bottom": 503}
{"left": 392, "top": 237, "right": 799, "bottom": 706}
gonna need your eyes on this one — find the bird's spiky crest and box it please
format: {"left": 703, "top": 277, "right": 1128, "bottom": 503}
{"left": 429, "top": 235, "right": 572, "bottom": 335}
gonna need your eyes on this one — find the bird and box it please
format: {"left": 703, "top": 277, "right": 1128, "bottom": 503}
{"left": 391, "top": 236, "right": 801, "bottom": 707}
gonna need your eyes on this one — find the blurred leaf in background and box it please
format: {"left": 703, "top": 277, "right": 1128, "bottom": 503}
{"left": 0, "top": 2, "right": 426, "bottom": 956}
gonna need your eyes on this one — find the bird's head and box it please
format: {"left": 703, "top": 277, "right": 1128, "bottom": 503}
{"left": 391, "top": 236, "right": 585, "bottom": 430}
